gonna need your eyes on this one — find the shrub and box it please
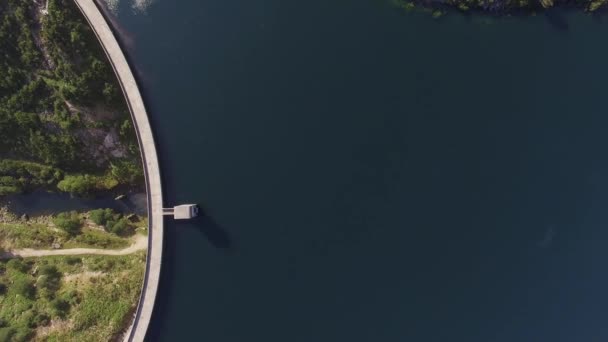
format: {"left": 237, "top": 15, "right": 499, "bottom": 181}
{"left": 12, "top": 277, "right": 35, "bottom": 299}
{"left": 50, "top": 298, "right": 70, "bottom": 318}
{"left": 22, "top": 310, "right": 50, "bottom": 328}
{"left": 36, "top": 275, "right": 51, "bottom": 290}
{"left": 36, "top": 274, "right": 60, "bottom": 293}
{"left": 88, "top": 258, "right": 114, "bottom": 272}
{"left": 64, "top": 256, "right": 82, "bottom": 265}
{"left": 109, "top": 160, "right": 142, "bottom": 184}
{"left": 57, "top": 174, "right": 96, "bottom": 196}
{"left": 107, "top": 217, "right": 129, "bottom": 236}
{"left": 6, "top": 259, "right": 28, "bottom": 273}
{"left": 31, "top": 312, "right": 50, "bottom": 328}
{"left": 0, "top": 176, "right": 22, "bottom": 195}
{"left": 0, "top": 160, "right": 63, "bottom": 194}
{"left": 0, "top": 327, "right": 16, "bottom": 342}
{"left": 89, "top": 208, "right": 117, "bottom": 226}
{"left": 38, "top": 265, "right": 60, "bottom": 278}
{"left": 53, "top": 211, "right": 82, "bottom": 236}
{"left": 57, "top": 173, "right": 119, "bottom": 195}
{"left": 62, "top": 289, "right": 80, "bottom": 306}
{"left": 10, "top": 326, "right": 32, "bottom": 342}
{"left": 70, "top": 230, "right": 127, "bottom": 249}
{"left": 37, "top": 265, "right": 61, "bottom": 296}
{"left": 0, "top": 282, "right": 6, "bottom": 295}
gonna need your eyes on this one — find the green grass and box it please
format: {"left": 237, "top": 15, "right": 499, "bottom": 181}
{"left": 64, "top": 229, "right": 128, "bottom": 249}
{"left": 0, "top": 209, "right": 134, "bottom": 251}
{"left": 0, "top": 253, "right": 145, "bottom": 341}
{"left": 0, "top": 222, "right": 59, "bottom": 249}
{"left": 0, "top": 222, "right": 129, "bottom": 250}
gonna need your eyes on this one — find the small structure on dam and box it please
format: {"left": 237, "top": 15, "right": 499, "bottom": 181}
{"left": 163, "top": 204, "right": 199, "bottom": 220}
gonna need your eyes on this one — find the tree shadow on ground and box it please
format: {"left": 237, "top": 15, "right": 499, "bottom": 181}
{"left": 544, "top": 9, "right": 569, "bottom": 32}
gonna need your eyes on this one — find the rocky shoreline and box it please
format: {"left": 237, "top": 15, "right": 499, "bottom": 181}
{"left": 394, "top": 0, "right": 608, "bottom": 16}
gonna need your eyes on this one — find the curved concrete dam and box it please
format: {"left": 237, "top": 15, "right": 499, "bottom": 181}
{"left": 71, "top": 0, "right": 164, "bottom": 341}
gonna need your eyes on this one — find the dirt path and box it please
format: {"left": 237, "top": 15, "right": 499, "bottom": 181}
{"left": 2, "top": 235, "right": 147, "bottom": 258}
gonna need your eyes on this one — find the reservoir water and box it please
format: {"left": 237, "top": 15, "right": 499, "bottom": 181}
{"left": 111, "top": 1, "right": 608, "bottom": 341}
{"left": 0, "top": 192, "right": 147, "bottom": 216}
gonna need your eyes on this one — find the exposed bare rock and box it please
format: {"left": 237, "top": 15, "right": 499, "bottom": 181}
{"left": 103, "top": 128, "right": 127, "bottom": 158}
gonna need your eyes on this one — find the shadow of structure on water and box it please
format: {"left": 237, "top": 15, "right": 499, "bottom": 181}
{"left": 178, "top": 209, "right": 233, "bottom": 250}
{"left": 147, "top": 209, "right": 234, "bottom": 340}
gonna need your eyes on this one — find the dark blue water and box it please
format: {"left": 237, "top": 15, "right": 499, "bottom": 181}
{"left": 0, "top": 192, "right": 146, "bottom": 216}
{"left": 111, "top": 1, "right": 608, "bottom": 341}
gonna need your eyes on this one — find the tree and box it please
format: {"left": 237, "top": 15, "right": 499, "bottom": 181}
{"left": 69, "top": 28, "right": 82, "bottom": 44}
{"left": 89, "top": 208, "right": 117, "bottom": 226}
{"left": 119, "top": 119, "right": 133, "bottom": 139}
{"left": 102, "top": 82, "right": 119, "bottom": 104}
{"left": 53, "top": 211, "right": 82, "bottom": 236}
{"left": 107, "top": 217, "right": 129, "bottom": 236}
{"left": 0, "top": 176, "right": 23, "bottom": 195}
{"left": 109, "top": 161, "right": 143, "bottom": 184}
{"left": 57, "top": 174, "right": 96, "bottom": 196}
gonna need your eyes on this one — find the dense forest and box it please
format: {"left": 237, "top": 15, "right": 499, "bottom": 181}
{"left": 0, "top": 0, "right": 142, "bottom": 197}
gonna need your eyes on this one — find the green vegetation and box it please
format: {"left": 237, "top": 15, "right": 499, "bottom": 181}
{"left": 89, "top": 208, "right": 116, "bottom": 226}
{"left": 56, "top": 172, "right": 123, "bottom": 196}
{"left": 0, "top": 1, "right": 148, "bottom": 340}
{"left": 0, "top": 206, "right": 147, "bottom": 341}
{"left": 0, "top": 0, "right": 142, "bottom": 197}
{"left": 0, "top": 158, "right": 142, "bottom": 196}
{"left": 109, "top": 160, "right": 144, "bottom": 185}
{"left": 0, "top": 253, "right": 146, "bottom": 341}
{"left": 88, "top": 208, "right": 132, "bottom": 236}
{"left": 0, "top": 160, "right": 62, "bottom": 196}
{"left": 53, "top": 211, "right": 83, "bottom": 236}
{"left": 68, "top": 228, "right": 130, "bottom": 249}
{"left": 12, "top": 277, "right": 35, "bottom": 299}
{"left": 0, "top": 208, "right": 137, "bottom": 250}
{"left": 106, "top": 217, "right": 130, "bottom": 236}
{"left": 7, "top": 259, "right": 29, "bottom": 273}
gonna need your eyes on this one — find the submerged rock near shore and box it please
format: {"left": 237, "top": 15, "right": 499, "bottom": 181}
{"left": 394, "top": 0, "right": 608, "bottom": 14}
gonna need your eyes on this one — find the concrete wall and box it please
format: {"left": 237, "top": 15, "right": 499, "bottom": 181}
{"left": 71, "top": 1, "right": 164, "bottom": 341}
